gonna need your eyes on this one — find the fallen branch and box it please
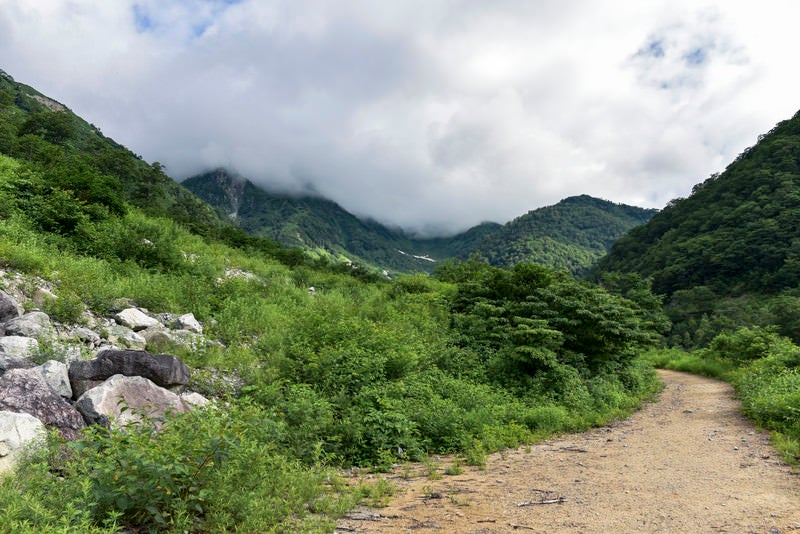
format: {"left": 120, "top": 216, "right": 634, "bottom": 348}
{"left": 517, "top": 496, "right": 567, "bottom": 506}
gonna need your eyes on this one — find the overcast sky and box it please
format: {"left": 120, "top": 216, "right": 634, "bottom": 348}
{"left": 2, "top": 1, "right": 799, "bottom": 235}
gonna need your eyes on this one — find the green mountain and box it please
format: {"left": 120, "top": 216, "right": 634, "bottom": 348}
{"left": 466, "top": 195, "right": 657, "bottom": 273}
{"left": 597, "top": 109, "right": 800, "bottom": 297}
{"left": 184, "top": 170, "right": 655, "bottom": 274}
{"left": 595, "top": 109, "right": 800, "bottom": 347}
{"left": 0, "top": 68, "right": 222, "bottom": 233}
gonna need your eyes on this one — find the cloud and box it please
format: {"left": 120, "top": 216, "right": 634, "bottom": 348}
{"left": 2, "top": 0, "right": 800, "bottom": 235}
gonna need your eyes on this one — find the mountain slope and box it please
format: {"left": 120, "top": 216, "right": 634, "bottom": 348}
{"left": 0, "top": 68, "right": 222, "bottom": 233}
{"left": 185, "top": 170, "right": 656, "bottom": 274}
{"left": 596, "top": 109, "right": 800, "bottom": 297}
{"left": 466, "top": 195, "right": 657, "bottom": 273}
{"left": 184, "top": 169, "right": 440, "bottom": 272}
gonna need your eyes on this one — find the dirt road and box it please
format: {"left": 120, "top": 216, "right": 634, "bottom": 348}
{"left": 336, "top": 370, "right": 800, "bottom": 533}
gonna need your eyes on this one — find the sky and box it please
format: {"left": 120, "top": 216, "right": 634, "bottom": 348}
{"left": 1, "top": 1, "right": 799, "bottom": 235}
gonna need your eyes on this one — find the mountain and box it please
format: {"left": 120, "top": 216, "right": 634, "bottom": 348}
{"left": 596, "top": 109, "right": 800, "bottom": 298}
{"left": 464, "top": 195, "right": 657, "bottom": 273}
{"left": 183, "top": 169, "right": 444, "bottom": 272}
{"left": 0, "top": 68, "right": 222, "bottom": 234}
{"left": 184, "top": 169, "right": 656, "bottom": 274}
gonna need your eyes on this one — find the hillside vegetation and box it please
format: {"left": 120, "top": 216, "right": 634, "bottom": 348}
{"left": 185, "top": 170, "right": 655, "bottom": 275}
{"left": 596, "top": 109, "right": 800, "bottom": 348}
{"left": 0, "top": 70, "right": 666, "bottom": 532}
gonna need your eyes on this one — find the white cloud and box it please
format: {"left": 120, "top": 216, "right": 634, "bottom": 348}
{"left": 1, "top": 0, "right": 799, "bottom": 234}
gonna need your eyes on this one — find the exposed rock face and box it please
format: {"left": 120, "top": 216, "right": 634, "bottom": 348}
{"left": 0, "top": 336, "right": 40, "bottom": 359}
{"left": 114, "top": 308, "right": 159, "bottom": 331}
{"left": 3, "top": 311, "right": 52, "bottom": 338}
{"left": 0, "top": 368, "right": 86, "bottom": 440}
{"left": 75, "top": 374, "right": 190, "bottom": 427}
{"left": 36, "top": 360, "right": 72, "bottom": 398}
{"left": 0, "top": 290, "right": 23, "bottom": 323}
{"left": 0, "top": 411, "right": 46, "bottom": 473}
{"left": 69, "top": 349, "right": 191, "bottom": 399}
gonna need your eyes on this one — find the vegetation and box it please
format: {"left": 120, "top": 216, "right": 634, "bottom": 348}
{"left": 185, "top": 170, "right": 655, "bottom": 275}
{"left": 2, "top": 66, "right": 798, "bottom": 532}
{"left": 0, "top": 70, "right": 666, "bottom": 532}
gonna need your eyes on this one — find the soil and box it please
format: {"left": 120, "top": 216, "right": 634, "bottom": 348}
{"left": 336, "top": 370, "right": 800, "bottom": 533}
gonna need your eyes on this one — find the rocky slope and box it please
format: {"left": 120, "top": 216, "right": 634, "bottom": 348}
{"left": 0, "top": 269, "right": 218, "bottom": 472}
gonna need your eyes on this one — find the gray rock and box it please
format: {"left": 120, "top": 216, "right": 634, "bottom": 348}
{"left": 3, "top": 311, "right": 52, "bottom": 338}
{"left": 75, "top": 374, "right": 190, "bottom": 428}
{"left": 0, "top": 290, "right": 23, "bottom": 323}
{"left": 176, "top": 313, "right": 203, "bottom": 334}
{"left": 0, "top": 352, "right": 35, "bottom": 376}
{"left": 114, "top": 308, "right": 159, "bottom": 331}
{"left": 74, "top": 327, "right": 101, "bottom": 345}
{"left": 36, "top": 360, "right": 72, "bottom": 398}
{"left": 106, "top": 325, "right": 146, "bottom": 350}
{"left": 180, "top": 391, "right": 211, "bottom": 408}
{"left": 0, "top": 368, "right": 86, "bottom": 440}
{"left": 0, "top": 336, "right": 39, "bottom": 359}
{"left": 0, "top": 411, "right": 46, "bottom": 473}
{"left": 32, "top": 287, "right": 57, "bottom": 308}
{"left": 69, "top": 349, "right": 190, "bottom": 399}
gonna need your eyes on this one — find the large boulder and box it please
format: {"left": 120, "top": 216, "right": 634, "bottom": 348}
{"left": 3, "top": 311, "right": 52, "bottom": 338}
{"left": 36, "top": 360, "right": 72, "bottom": 398}
{"left": 75, "top": 374, "right": 190, "bottom": 427}
{"left": 0, "top": 411, "right": 46, "bottom": 473}
{"left": 0, "top": 368, "right": 86, "bottom": 440}
{"left": 0, "top": 290, "right": 23, "bottom": 323}
{"left": 69, "top": 349, "right": 190, "bottom": 399}
{"left": 114, "top": 308, "right": 159, "bottom": 331}
{"left": 0, "top": 336, "right": 40, "bottom": 359}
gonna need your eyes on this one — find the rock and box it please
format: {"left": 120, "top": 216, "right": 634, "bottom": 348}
{"left": 0, "top": 290, "right": 23, "bottom": 323}
{"left": 114, "top": 308, "right": 159, "bottom": 331}
{"left": 75, "top": 375, "right": 190, "bottom": 428}
{"left": 106, "top": 325, "right": 146, "bottom": 350}
{"left": 74, "top": 327, "right": 101, "bottom": 346}
{"left": 0, "top": 411, "right": 46, "bottom": 473}
{"left": 36, "top": 360, "right": 72, "bottom": 398}
{"left": 180, "top": 391, "right": 211, "bottom": 408}
{"left": 32, "top": 287, "right": 57, "bottom": 308}
{"left": 176, "top": 313, "right": 203, "bottom": 334}
{"left": 0, "top": 336, "right": 40, "bottom": 359}
{"left": 0, "top": 368, "right": 86, "bottom": 440}
{"left": 3, "top": 311, "right": 52, "bottom": 338}
{"left": 0, "top": 352, "right": 35, "bottom": 376}
{"left": 69, "top": 349, "right": 191, "bottom": 399}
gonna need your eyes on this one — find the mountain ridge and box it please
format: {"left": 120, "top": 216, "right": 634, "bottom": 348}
{"left": 184, "top": 169, "right": 657, "bottom": 274}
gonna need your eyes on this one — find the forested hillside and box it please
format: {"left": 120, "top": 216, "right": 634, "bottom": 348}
{"left": 0, "top": 69, "right": 668, "bottom": 532}
{"left": 185, "top": 170, "right": 654, "bottom": 275}
{"left": 466, "top": 195, "right": 656, "bottom": 273}
{"left": 596, "top": 109, "right": 800, "bottom": 347}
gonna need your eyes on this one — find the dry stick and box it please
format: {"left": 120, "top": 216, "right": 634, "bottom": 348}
{"left": 517, "top": 496, "right": 568, "bottom": 506}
